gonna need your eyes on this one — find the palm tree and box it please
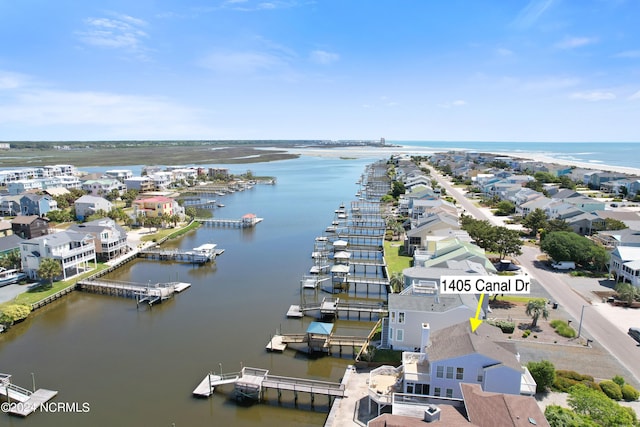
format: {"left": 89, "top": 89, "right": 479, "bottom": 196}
{"left": 525, "top": 299, "right": 549, "bottom": 329}
{"left": 389, "top": 272, "right": 404, "bottom": 293}
{"left": 38, "top": 258, "right": 63, "bottom": 289}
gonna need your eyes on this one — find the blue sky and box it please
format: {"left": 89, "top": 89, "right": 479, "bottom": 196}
{"left": 1, "top": 0, "right": 639, "bottom": 142}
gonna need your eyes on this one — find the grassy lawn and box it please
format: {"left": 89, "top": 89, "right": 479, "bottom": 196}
{"left": 140, "top": 221, "right": 201, "bottom": 242}
{"left": 384, "top": 240, "right": 412, "bottom": 275}
{"left": 1, "top": 263, "right": 111, "bottom": 308}
{"left": 491, "top": 295, "right": 547, "bottom": 304}
{"left": 372, "top": 349, "right": 403, "bottom": 364}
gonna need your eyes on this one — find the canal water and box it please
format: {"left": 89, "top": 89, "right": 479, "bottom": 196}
{"left": 0, "top": 155, "right": 383, "bottom": 427}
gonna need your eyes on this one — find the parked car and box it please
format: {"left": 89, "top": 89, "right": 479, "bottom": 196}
{"left": 629, "top": 327, "right": 640, "bottom": 344}
{"left": 551, "top": 261, "right": 576, "bottom": 270}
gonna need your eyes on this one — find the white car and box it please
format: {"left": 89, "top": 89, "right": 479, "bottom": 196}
{"left": 551, "top": 261, "right": 576, "bottom": 270}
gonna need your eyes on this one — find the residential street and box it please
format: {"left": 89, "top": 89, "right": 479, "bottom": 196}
{"left": 427, "top": 165, "right": 640, "bottom": 385}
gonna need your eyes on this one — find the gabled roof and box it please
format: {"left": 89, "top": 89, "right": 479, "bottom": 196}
{"left": 43, "top": 187, "right": 71, "bottom": 197}
{"left": 25, "top": 230, "right": 92, "bottom": 246}
{"left": 134, "top": 196, "right": 174, "bottom": 203}
{"left": 0, "top": 235, "right": 25, "bottom": 253}
{"left": 75, "top": 195, "right": 111, "bottom": 204}
{"left": 11, "top": 215, "right": 48, "bottom": 225}
{"left": 461, "top": 383, "right": 550, "bottom": 427}
{"left": 427, "top": 322, "right": 521, "bottom": 371}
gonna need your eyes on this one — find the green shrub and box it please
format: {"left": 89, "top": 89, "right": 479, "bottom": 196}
{"left": 600, "top": 380, "right": 623, "bottom": 400}
{"left": 553, "top": 376, "right": 579, "bottom": 393}
{"left": 527, "top": 360, "right": 555, "bottom": 393}
{"left": 0, "top": 304, "right": 32, "bottom": 324}
{"left": 522, "top": 330, "right": 531, "bottom": 338}
{"left": 621, "top": 384, "right": 640, "bottom": 401}
{"left": 612, "top": 375, "right": 625, "bottom": 387}
{"left": 550, "top": 319, "right": 577, "bottom": 338}
{"left": 487, "top": 320, "right": 515, "bottom": 334}
{"left": 556, "top": 370, "right": 594, "bottom": 382}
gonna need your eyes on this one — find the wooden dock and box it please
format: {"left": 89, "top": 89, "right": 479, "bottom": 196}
{"left": 195, "top": 214, "right": 263, "bottom": 228}
{"left": 287, "top": 297, "right": 388, "bottom": 320}
{"left": 138, "top": 244, "right": 223, "bottom": 264}
{"left": 0, "top": 373, "right": 58, "bottom": 417}
{"left": 267, "top": 332, "right": 368, "bottom": 356}
{"left": 77, "top": 279, "right": 190, "bottom": 307}
{"left": 193, "top": 367, "right": 345, "bottom": 403}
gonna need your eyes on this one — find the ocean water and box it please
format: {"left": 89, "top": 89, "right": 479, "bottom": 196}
{"left": 395, "top": 141, "right": 640, "bottom": 171}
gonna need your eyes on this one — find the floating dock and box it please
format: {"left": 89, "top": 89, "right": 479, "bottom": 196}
{"left": 138, "top": 243, "right": 223, "bottom": 264}
{"left": 77, "top": 279, "right": 190, "bottom": 307}
{"left": 0, "top": 373, "right": 58, "bottom": 417}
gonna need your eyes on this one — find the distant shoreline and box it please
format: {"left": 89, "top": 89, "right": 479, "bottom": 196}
{"left": 283, "top": 145, "right": 640, "bottom": 177}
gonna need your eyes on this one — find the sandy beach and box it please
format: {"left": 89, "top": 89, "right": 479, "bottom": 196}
{"left": 283, "top": 145, "right": 640, "bottom": 177}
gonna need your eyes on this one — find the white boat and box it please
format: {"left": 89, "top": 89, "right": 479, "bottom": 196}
{"left": 0, "top": 268, "right": 27, "bottom": 287}
{"left": 216, "top": 203, "right": 225, "bottom": 207}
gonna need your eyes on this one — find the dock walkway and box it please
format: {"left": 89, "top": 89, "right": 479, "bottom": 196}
{"left": 0, "top": 373, "right": 58, "bottom": 417}
{"left": 193, "top": 367, "right": 345, "bottom": 403}
{"left": 77, "top": 279, "right": 190, "bottom": 306}
{"left": 195, "top": 216, "right": 263, "bottom": 228}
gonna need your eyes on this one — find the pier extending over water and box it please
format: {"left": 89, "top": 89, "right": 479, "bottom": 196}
{"left": 77, "top": 279, "right": 191, "bottom": 307}
{"left": 195, "top": 213, "right": 263, "bottom": 228}
{"left": 0, "top": 373, "right": 58, "bottom": 417}
{"left": 193, "top": 366, "right": 345, "bottom": 405}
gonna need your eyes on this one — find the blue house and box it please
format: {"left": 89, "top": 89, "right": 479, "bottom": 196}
{"left": 19, "top": 194, "right": 57, "bottom": 216}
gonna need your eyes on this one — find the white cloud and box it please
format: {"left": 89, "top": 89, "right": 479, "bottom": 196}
{"left": 0, "top": 72, "right": 217, "bottom": 139}
{"left": 309, "top": 50, "right": 339, "bottom": 65}
{"left": 554, "top": 36, "right": 598, "bottom": 49}
{"left": 511, "top": 0, "right": 555, "bottom": 29}
{"left": 570, "top": 91, "right": 615, "bottom": 101}
{"left": 520, "top": 77, "right": 581, "bottom": 91}
{"left": 77, "top": 12, "right": 150, "bottom": 58}
{"left": 199, "top": 50, "right": 287, "bottom": 74}
{"left": 629, "top": 90, "right": 640, "bottom": 100}
{"left": 0, "top": 70, "right": 30, "bottom": 90}
{"left": 496, "top": 48, "right": 513, "bottom": 56}
{"left": 438, "top": 100, "right": 467, "bottom": 108}
{"left": 614, "top": 50, "right": 640, "bottom": 58}
{"left": 223, "top": 0, "right": 298, "bottom": 12}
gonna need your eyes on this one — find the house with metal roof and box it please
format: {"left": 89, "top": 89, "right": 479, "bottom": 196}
{"left": 610, "top": 246, "right": 640, "bottom": 287}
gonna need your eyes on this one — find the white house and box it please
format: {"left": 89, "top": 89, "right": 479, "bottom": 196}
{"left": 104, "top": 169, "right": 134, "bottom": 182}
{"left": 610, "top": 246, "right": 640, "bottom": 286}
{"left": 401, "top": 322, "right": 535, "bottom": 399}
{"left": 74, "top": 195, "right": 114, "bottom": 221}
{"left": 82, "top": 179, "right": 126, "bottom": 197}
{"left": 69, "top": 218, "right": 129, "bottom": 261}
{"left": 20, "top": 230, "right": 97, "bottom": 280}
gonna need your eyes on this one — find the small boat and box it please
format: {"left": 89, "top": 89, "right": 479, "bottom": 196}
{"left": 216, "top": 203, "right": 225, "bottom": 207}
{"left": 0, "top": 268, "right": 27, "bottom": 287}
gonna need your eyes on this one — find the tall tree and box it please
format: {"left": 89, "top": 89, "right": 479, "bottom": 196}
{"left": 568, "top": 384, "right": 637, "bottom": 426}
{"left": 491, "top": 226, "right": 523, "bottom": 260}
{"left": 522, "top": 208, "right": 548, "bottom": 237}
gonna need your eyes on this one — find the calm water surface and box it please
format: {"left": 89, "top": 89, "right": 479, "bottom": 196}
{"left": 0, "top": 156, "right": 380, "bottom": 427}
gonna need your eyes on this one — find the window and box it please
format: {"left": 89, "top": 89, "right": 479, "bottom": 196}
{"left": 446, "top": 388, "right": 453, "bottom": 398}
{"left": 389, "top": 328, "right": 393, "bottom": 341}
{"left": 446, "top": 367, "right": 454, "bottom": 379}
{"left": 436, "top": 366, "right": 444, "bottom": 378}
{"left": 477, "top": 369, "right": 484, "bottom": 382}
{"left": 434, "top": 387, "right": 441, "bottom": 397}
{"left": 415, "top": 384, "right": 430, "bottom": 395}
{"left": 396, "top": 329, "right": 404, "bottom": 342}
{"left": 398, "top": 312, "right": 405, "bottom": 324}
{"left": 456, "top": 367, "right": 464, "bottom": 380}
{"left": 406, "top": 383, "right": 414, "bottom": 394}
{"left": 391, "top": 311, "right": 396, "bottom": 323}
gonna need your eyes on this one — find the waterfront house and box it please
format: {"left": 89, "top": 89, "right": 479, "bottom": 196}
{"left": 11, "top": 215, "right": 50, "bottom": 239}
{"left": 588, "top": 172, "right": 627, "bottom": 190}
{"left": 0, "top": 234, "right": 24, "bottom": 258}
{"left": 609, "top": 246, "right": 640, "bottom": 287}
{"left": 132, "top": 196, "right": 183, "bottom": 220}
{"left": 81, "top": 179, "right": 126, "bottom": 197}
{"left": 400, "top": 322, "right": 536, "bottom": 399}
{"left": 384, "top": 281, "right": 480, "bottom": 351}
{"left": 69, "top": 218, "right": 129, "bottom": 261}
{"left": 43, "top": 187, "right": 71, "bottom": 199}
{"left": 405, "top": 212, "right": 460, "bottom": 255}
{"left": 149, "top": 172, "right": 173, "bottom": 190}
{"left": 19, "top": 194, "right": 57, "bottom": 216}
{"left": 20, "top": 230, "right": 97, "bottom": 280}
{"left": 74, "top": 195, "right": 114, "bottom": 221}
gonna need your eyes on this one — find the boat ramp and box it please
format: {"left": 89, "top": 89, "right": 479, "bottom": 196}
{"left": 193, "top": 366, "right": 345, "bottom": 405}
{"left": 0, "top": 373, "right": 58, "bottom": 417}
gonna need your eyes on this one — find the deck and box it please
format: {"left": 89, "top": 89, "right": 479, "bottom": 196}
{"left": 0, "top": 373, "right": 58, "bottom": 417}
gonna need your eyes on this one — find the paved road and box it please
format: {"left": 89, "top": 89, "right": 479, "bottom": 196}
{"left": 428, "top": 166, "right": 640, "bottom": 384}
